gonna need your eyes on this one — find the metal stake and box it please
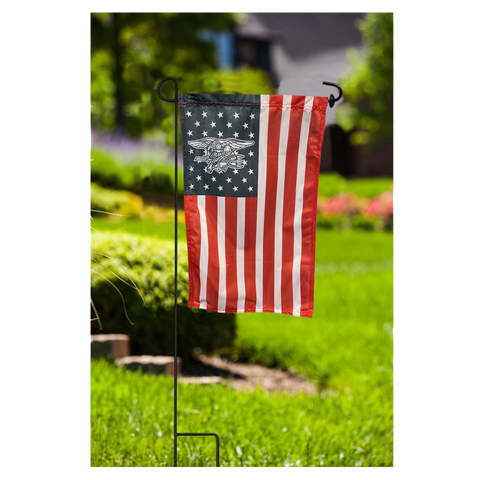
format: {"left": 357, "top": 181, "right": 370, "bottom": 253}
{"left": 157, "top": 77, "right": 220, "bottom": 467}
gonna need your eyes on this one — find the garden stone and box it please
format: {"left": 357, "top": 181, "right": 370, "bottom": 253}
{"left": 91, "top": 334, "right": 130, "bottom": 359}
{"left": 114, "top": 355, "right": 180, "bottom": 376}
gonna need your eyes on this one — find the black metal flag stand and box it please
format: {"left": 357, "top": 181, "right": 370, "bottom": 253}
{"left": 157, "top": 77, "right": 220, "bottom": 467}
{"left": 156, "top": 76, "right": 342, "bottom": 468}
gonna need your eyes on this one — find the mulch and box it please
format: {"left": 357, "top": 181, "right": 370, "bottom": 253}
{"left": 181, "top": 355, "right": 317, "bottom": 395}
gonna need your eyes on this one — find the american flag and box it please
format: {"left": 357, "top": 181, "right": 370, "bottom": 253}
{"left": 180, "top": 93, "right": 328, "bottom": 317}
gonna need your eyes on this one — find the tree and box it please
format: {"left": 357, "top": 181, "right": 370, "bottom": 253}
{"left": 91, "top": 13, "right": 239, "bottom": 140}
{"left": 336, "top": 13, "right": 393, "bottom": 146}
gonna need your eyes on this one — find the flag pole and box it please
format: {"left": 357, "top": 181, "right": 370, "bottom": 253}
{"left": 157, "top": 77, "right": 220, "bottom": 468}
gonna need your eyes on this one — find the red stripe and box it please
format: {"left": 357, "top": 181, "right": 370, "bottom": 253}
{"left": 300, "top": 96, "right": 328, "bottom": 316}
{"left": 184, "top": 196, "right": 201, "bottom": 307}
{"left": 244, "top": 197, "right": 257, "bottom": 311}
{"left": 281, "top": 95, "right": 305, "bottom": 314}
{"left": 262, "top": 95, "right": 283, "bottom": 312}
{"left": 205, "top": 195, "right": 219, "bottom": 310}
{"left": 224, "top": 197, "right": 238, "bottom": 311}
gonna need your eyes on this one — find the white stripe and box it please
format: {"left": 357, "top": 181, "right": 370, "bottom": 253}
{"left": 198, "top": 196, "right": 209, "bottom": 309}
{"left": 274, "top": 96, "right": 292, "bottom": 313}
{"left": 256, "top": 95, "right": 270, "bottom": 312}
{"left": 236, "top": 198, "right": 246, "bottom": 312}
{"left": 217, "top": 197, "right": 226, "bottom": 313}
{"left": 292, "top": 97, "right": 314, "bottom": 316}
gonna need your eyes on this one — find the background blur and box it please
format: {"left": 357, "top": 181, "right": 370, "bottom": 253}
{"left": 91, "top": 12, "right": 393, "bottom": 467}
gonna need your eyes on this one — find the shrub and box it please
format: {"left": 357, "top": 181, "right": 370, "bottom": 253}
{"left": 91, "top": 232, "right": 236, "bottom": 359}
{"left": 91, "top": 183, "right": 144, "bottom": 218}
{"left": 91, "top": 148, "right": 178, "bottom": 197}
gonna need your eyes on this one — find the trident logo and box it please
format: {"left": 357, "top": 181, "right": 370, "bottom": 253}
{"left": 188, "top": 137, "right": 255, "bottom": 174}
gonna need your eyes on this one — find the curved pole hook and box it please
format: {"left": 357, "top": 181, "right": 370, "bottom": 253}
{"left": 157, "top": 77, "right": 178, "bottom": 103}
{"left": 322, "top": 81, "right": 343, "bottom": 108}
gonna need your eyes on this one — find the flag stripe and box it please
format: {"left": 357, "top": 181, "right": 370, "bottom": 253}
{"left": 244, "top": 197, "right": 257, "bottom": 311}
{"left": 255, "top": 95, "right": 270, "bottom": 311}
{"left": 236, "top": 197, "right": 246, "bottom": 312}
{"left": 274, "top": 96, "right": 292, "bottom": 313}
{"left": 185, "top": 196, "right": 201, "bottom": 307}
{"left": 217, "top": 197, "right": 226, "bottom": 313}
{"left": 197, "top": 195, "right": 209, "bottom": 309}
{"left": 224, "top": 197, "right": 238, "bottom": 312}
{"left": 205, "top": 196, "right": 219, "bottom": 310}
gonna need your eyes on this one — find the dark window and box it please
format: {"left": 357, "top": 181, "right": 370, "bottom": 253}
{"left": 234, "top": 36, "right": 272, "bottom": 72}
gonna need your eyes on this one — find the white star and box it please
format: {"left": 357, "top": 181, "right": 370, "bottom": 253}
{"left": 196, "top": 175, "right": 202, "bottom": 181}
{"left": 248, "top": 186, "right": 253, "bottom": 192}
{"left": 202, "top": 111, "right": 207, "bottom": 118}
{"left": 233, "top": 112, "right": 239, "bottom": 119}
{"left": 194, "top": 120, "right": 200, "bottom": 127}
{"left": 189, "top": 166, "right": 194, "bottom": 172}
{"left": 233, "top": 186, "right": 238, "bottom": 192}
{"left": 249, "top": 132, "right": 255, "bottom": 139}
{"left": 189, "top": 148, "right": 194, "bottom": 154}
{"left": 248, "top": 169, "right": 254, "bottom": 175}
{"left": 226, "top": 122, "right": 232, "bottom": 128}
{"left": 226, "top": 177, "right": 232, "bottom": 183}
{"left": 211, "top": 176, "right": 216, "bottom": 182}
{"left": 243, "top": 122, "right": 249, "bottom": 129}
{"left": 248, "top": 151, "right": 254, "bottom": 157}
{"left": 233, "top": 132, "right": 239, "bottom": 138}
{"left": 186, "top": 111, "right": 192, "bottom": 117}
{"left": 243, "top": 160, "right": 248, "bottom": 165}
{"left": 233, "top": 169, "right": 238, "bottom": 174}
{"left": 204, "top": 167, "right": 208, "bottom": 172}
{"left": 202, "top": 131, "right": 208, "bottom": 137}
{"left": 217, "top": 131, "right": 223, "bottom": 137}
{"left": 204, "top": 184, "right": 209, "bottom": 190}
{"left": 189, "top": 184, "right": 194, "bottom": 190}
{"left": 210, "top": 121, "right": 216, "bottom": 128}
{"left": 250, "top": 113, "right": 255, "bottom": 120}
{"left": 217, "top": 112, "right": 224, "bottom": 118}
{"left": 242, "top": 177, "right": 247, "bottom": 183}
{"left": 187, "top": 130, "right": 193, "bottom": 136}
{"left": 218, "top": 185, "right": 223, "bottom": 191}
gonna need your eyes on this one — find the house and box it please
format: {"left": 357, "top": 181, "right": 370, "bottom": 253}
{"left": 208, "top": 13, "right": 393, "bottom": 177}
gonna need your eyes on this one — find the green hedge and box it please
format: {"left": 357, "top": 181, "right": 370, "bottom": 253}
{"left": 91, "top": 183, "right": 144, "bottom": 218}
{"left": 91, "top": 148, "right": 181, "bottom": 197}
{"left": 91, "top": 232, "right": 236, "bottom": 359}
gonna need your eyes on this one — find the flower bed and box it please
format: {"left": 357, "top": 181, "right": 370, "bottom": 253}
{"left": 317, "top": 190, "right": 393, "bottom": 231}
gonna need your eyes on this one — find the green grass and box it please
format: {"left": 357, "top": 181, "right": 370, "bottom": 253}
{"left": 317, "top": 173, "right": 392, "bottom": 198}
{"left": 91, "top": 220, "right": 393, "bottom": 467}
{"left": 232, "top": 230, "right": 393, "bottom": 387}
{"left": 92, "top": 359, "right": 392, "bottom": 467}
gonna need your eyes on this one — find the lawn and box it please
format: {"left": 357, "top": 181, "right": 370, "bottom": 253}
{"left": 91, "top": 219, "right": 393, "bottom": 467}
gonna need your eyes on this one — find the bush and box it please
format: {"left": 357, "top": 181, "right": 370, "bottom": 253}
{"left": 91, "top": 232, "right": 236, "bottom": 359}
{"left": 91, "top": 183, "right": 144, "bottom": 218}
{"left": 91, "top": 148, "right": 179, "bottom": 197}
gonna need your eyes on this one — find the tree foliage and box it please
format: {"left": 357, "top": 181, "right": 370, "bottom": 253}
{"left": 87, "top": 10, "right": 236, "bottom": 136}
{"left": 336, "top": 13, "right": 393, "bottom": 146}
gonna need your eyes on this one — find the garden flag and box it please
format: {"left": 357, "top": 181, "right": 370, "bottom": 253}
{"left": 179, "top": 93, "right": 328, "bottom": 317}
